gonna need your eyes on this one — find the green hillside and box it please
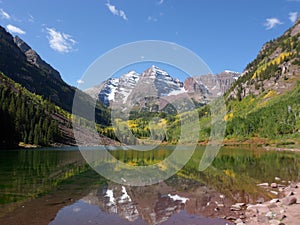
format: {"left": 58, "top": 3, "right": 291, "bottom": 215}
{"left": 0, "top": 72, "right": 65, "bottom": 147}
{"left": 223, "top": 17, "right": 300, "bottom": 143}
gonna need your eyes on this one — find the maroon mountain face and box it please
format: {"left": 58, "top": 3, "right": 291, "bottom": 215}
{"left": 85, "top": 66, "right": 240, "bottom": 111}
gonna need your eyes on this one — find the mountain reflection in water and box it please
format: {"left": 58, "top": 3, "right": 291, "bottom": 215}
{"left": 50, "top": 179, "right": 233, "bottom": 225}
{"left": 1, "top": 147, "right": 299, "bottom": 225}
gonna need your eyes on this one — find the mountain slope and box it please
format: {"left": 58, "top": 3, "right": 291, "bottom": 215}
{"left": 223, "top": 17, "right": 300, "bottom": 141}
{"left": 185, "top": 70, "right": 240, "bottom": 103}
{"left": 0, "top": 71, "right": 63, "bottom": 147}
{"left": 0, "top": 26, "right": 110, "bottom": 124}
{"left": 227, "top": 17, "right": 300, "bottom": 101}
{"left": 0, "top": 26, "right": 76, "bottom": 112}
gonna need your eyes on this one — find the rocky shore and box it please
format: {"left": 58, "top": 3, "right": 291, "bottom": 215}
{"left": 228, "top": 181, "right": 299, "bottom": 225}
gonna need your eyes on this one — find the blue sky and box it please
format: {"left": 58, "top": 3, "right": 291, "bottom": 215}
{"left": 0, "top": 0, "right": 299, "bottom": 87}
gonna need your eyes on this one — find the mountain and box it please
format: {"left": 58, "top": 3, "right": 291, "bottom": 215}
{"left": 13, "top": 36, "right": 61, "bottom": 81}
{"left": 184, "top": 70, "right": 240, "bottom": 103}
{"left": 222, "top": 16, "right": 300, "bottom": 140}
{"left": 227, "top": 17, "right": 300, "bottom": 101}
{"left": 1, "top": 26, "right": 110, "bottom": 119}
{"left": 85, "top": 66, "right": 239, "bottom": 110}
{"left": 0, "top": 26, "right": 77, "bottom": 112}
{"left": 0, "top": 26, "right": 112, "bottom": 147}
{"left": 85, "top": 66, "right": 186, "bottom": 111}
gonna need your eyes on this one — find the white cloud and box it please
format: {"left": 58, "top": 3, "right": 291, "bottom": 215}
{"left": 105, "top": 2, "right": 128, "bottom": 20}
{"left": 158, "top": 0, "right": 164, "bottom": 5}
{"left": 264, "top": 18, "right": 282, "bottom": 30}
{"left": 119, "top": 10, "right": 128, "bottom": 20}
{"left": 6, "top": 24, "right": 25, "bottom": 34}
{"left": 147, "top": 16, "right": 158, "bottom": 22}
{"left": 289, "top": 12, "right": 298, "bottom": 23}
{"left": 77, "top": 79, "right": 84, "bottom": 85}
{"left": 46, "top": 28, "right": 77, "bottom": 53}
{"left": 28, "top": 14, "right": 35, "bottom": 23}
{"left": 0, "top": 8, "right": 10, "bottom": 19}
{"left": 106, "top": 3, "right": 118, "bottom": 16}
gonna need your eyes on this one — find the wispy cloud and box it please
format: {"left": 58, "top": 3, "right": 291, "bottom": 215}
{"left": 147, "top": 16, "right": 158, "bottom": 22}
{"left": 105, "top": 2, "right": 128, "bottom": 20}
{"left": 289, "top": 12, "right": 298, "bottom": 23}
{"left": 77, "top": 79, "right": 84, "bottom": 85}
{"left": 0, "top": 8, "right": 10, "bottom": 19}
{"left": 46, "top": 28, "right": 77, "bottom": 53}
{"left": 6, "top": 24, "right": 25, "bottom": 34}
{"left": 264, "top": 18, "right": 282, "bottom": 30}
{"left": 158, "top": 0, "right": 164, "bottom": 5}
{"left": 28, "top": 13, "right": 35, "bottom": 23}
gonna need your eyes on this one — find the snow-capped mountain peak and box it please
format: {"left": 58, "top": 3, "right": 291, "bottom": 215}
{"left": 84, "top": 66, "right": 239, "bottom": 110}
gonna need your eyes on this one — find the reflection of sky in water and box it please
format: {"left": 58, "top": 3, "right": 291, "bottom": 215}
{"left": 49, "top": 200, "right": 146, "bottom": 225}
{"left": 49, "top": 197, "right": 233, "bottom": 225}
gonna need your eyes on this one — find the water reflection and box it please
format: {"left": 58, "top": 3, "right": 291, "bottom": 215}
{"left": 0, "top": 147, "right": 299, "bottom": 225}
{"left": 50, "top": 179, "right": 234, "bottom": 225}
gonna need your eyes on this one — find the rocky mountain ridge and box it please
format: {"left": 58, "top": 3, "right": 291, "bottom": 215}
{"left": 85, "top": 66, "right": 240, "bottom": 110}
{"left": 0, "top": 26, "right": 75, "bottom": 112}
{"left": 13, "top": 36, "right": 61, "bottom": 81}
{"left": 227, "top": 16, "right": 300, "bottom": 101}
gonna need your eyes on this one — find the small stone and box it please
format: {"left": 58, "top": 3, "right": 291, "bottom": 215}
{"left": 231, "top": 205, "right": 241, "bottom": 211}
{"left": 270, "top": 199, "right": 280, "bottom": 203}
{"left": 275, "top": 177, "right": 281, "bottom": 181}
{"left": 256, "top": 198, "right": 265, "bottom": 204}
{"left": 271, "top": 183, "right": 278, "bottom": 188}
{"left": 269, "top": 219, "right": 281, "bottom": 225}
{"left": 236, "top": 202, "right": 246, "bottom": 207}
{"left": 226, "top": 216, "right": 237, "bottom": 221}
{"left": 239, "top": 215, "right": 246, "bottom": 219}
{"left": 235, "top": 218, "right": 246, "bottom": 225}
{"left": 217, "top": 203, "right": 224, "bottom": 207}
{"left": 235, "top": 218, "right": 243, "bottom": 223}
{"left": 266, "top": 211, "right": 276, "bottom": 219}
{"left": 280, "top": 209, "right": 286, "bottom": 214}
{"left": 290, "top": 183, "right": 298, "bottom": 188}
{"left": 282, "top": 196, "right": 297, "bottom": 205}
{"left": 270, "top": 191, "right": 279, "bottom": 195}
{"left": 257, "top": 183, "right": 269, "bottom": 187}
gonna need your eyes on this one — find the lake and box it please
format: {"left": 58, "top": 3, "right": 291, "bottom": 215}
{"left": 0, "top": 146, "right": 299, "bottom": 225}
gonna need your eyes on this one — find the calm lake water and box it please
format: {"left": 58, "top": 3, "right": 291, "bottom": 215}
{"left": 0, "top": 146, "right": 299, "bottom": 225}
